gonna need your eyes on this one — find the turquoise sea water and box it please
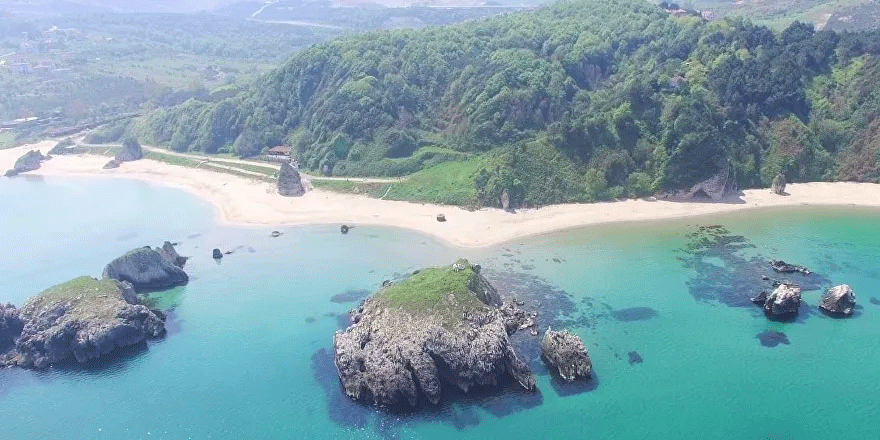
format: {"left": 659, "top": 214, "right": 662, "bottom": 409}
{"left": 2, "top": 175, "right": 880, "bottom": 440}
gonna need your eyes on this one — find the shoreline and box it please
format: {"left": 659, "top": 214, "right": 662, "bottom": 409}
{"left": 4, "top": 142, "right": 880, "bottom": 248}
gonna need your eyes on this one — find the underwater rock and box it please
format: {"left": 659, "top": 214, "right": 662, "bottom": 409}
{"left": 541, "top": 329, "right": 592, "bottom": 381}
{"left": 819, "top": 284, "right": 856, "bottom": 316}
{"left": 333, "top": 259, "right": 534, "bottom": 407}
{"left": 756, "top": 330, "right": 790, "bottom": 348}
{"left": 628, "top": 351, "right": 643, "bottom": 365}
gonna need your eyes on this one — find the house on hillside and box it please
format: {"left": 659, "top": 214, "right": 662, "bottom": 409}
{"left": 268, "top": 146, "right": 291, "bottom": 156}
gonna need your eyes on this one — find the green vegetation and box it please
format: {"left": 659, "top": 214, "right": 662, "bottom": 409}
{"left": 23, "top": 276, "right": 125, "bottom": 321}
{"left": 0, "top": 131, "right": 16, "bottom": 149}
{"left": 375, "top": 261, "right": 487, "bottom": 322}
{"left": 129, "top": 0, "right": 880, "bottom": 207}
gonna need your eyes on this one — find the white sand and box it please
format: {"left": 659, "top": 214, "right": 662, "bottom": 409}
{"left": 4, "top": 142, "right": 880, "bottom": 248}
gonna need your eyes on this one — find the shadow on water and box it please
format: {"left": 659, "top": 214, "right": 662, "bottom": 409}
{"left": 51, "top": 340, "right": 151, "bottom": 374}
{"left": 549, "top": 371, "right": 600, "bottom": 397}
{"left": 679, "top": 225, "right": 831, "bottom": 313}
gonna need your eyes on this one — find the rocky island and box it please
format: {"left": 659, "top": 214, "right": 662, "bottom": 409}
{"left": 0, "top": 277, "right": 165, "bottom": 369}
{"left": 103, "top": 244, "right": 189, "bottom": 292}
{"left": 333, "top": 259, "right": 535, "bottom": 407}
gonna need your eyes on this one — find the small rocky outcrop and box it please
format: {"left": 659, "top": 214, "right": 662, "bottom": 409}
{"left": 115, "top": 138, "right": 143, "bottom": 162}
{"left": 670, "top": 161, "right": 737, "bottom": 201}
{"left": 340, "top": 225, "right": 351, "bottom": 234}
{"left": 771, "top": 173, "right": 786, "bottom": 195}
{"left": 157, "top": 241, "right": 188, "bottom": 268}
{"left": 436, "top": 213, "right": 447, "bottom": 222}
{"left": 48, "top": 139, "right": 76, "bottom": 155}
{"left": 770, "top": 260, "right": 812, "bottom": 275}
{"left": 541, "top": 329, "right": 593, "bottom": 381}
{"left": 212, "top": 248, "right": 223, "bottom": 259}
{"left": 0, "top": 303, "right": 23, "bottom": 352}
{"left": 103, "top": 159, "right": 121, "bottom": 169}
{"left": 819, "top": 284, "right": 856, "bottom": 316}
{"left": 103, "top": 244, "right": 188, "bottom": 292}
{"left": 5, "top": 150, "right": 46, "bottom": 177}
{"left": 501, "top": 189, "right": 511, "bottom": 211}
{"left": 278, "top": 162, "right": 306, "bottom": 197}
{"left": 755, "top": 284, "right": 802, "bottom": 318}
{"left": 333, "top": 259, "right": 535, "bottom": 407}
{"left": 0, "top": 277, "right": 165, "bottom": 369}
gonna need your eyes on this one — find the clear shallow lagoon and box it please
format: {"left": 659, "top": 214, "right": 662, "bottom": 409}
{"left": 2, "top": 176, "right": 880, "bottom": 439}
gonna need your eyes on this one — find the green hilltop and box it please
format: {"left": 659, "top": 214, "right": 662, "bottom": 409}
{"left": 125, "top": 0, "right": 880, "bottom": 207}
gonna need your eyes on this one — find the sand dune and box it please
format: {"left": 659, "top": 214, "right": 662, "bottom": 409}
{"left": 4, "top": 142, "right": 880, "bottom": 248}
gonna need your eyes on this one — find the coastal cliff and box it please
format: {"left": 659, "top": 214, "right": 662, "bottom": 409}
{"left": 333, "top": 259, "right": 535, "bottom": 407}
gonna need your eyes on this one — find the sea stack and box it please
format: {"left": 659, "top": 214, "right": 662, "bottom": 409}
{"left": 4, "top": 150, "right": 46, "bottom": 177}
{"left": 333, "top": 259, "right": 534, "bottom": 407}
{"left": 541, "top": 329, "right": 593, "bottom": 381}
{"left": 115, "top": 138, "right": 144, "bottom": 162}
{"left": 278, "top": 162, "right": 306, "bottom": 197}
{"left": 819, "top": 284, "right": 856, "bottom": 316}
{"left": 771, "top": 173, "right": 786, "bottom": 195}
{"left": 761, "top": 284, "right": 802, "bottom": 318}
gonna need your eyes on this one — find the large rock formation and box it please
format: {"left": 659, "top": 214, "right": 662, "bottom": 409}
{"left": 771, "top": 173, "right": 787, "bottom": 195}
{"left": 819, "top": 284, "right": 856, "bottom": 316}
{"left": 5, "top": 150, "right": 46, "bottom": 177}
{"left": 48, "top": 139, "right": 77, "bottom": 155}
{"left": 103, "top": 244, "right": 188, "bottom": 292}
{"left": 157, "top": 241, "right": 188, "bottom": 268}
{"left": 541, "top": 329, "right": 592, "bottom": 381}
{"left": 758, "top": 284, "right": 803, "bottom": 318}
{"left": 671, "top": 161, "right": 737, "bottom": 201}
{"left": 115, "top": 138, "right": 143, "bottom": 162}
{"left": 333, "top": 259, "right": 535, "bottom": 407}
{"left": 277, "top": 162, "right": 306, "bottom": 197}
{"left": 0, "top": 277, "right": 165, "bottom": 369}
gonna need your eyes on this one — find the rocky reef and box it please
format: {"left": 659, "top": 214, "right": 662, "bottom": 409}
{"left": 103, "top": 243, "right": 188, "bottom": 292}
{"left": 819, "top": 284, "right": 856, "bottom": 316}
{"left": 278, "top": 162, "right": 306, "bottom": 197}
{"left": 769, "top": 260, "right": 812, "bottom": 275}
{"left": 333, "top": 259, "right": 535, "bottom": 407}
{"left": 5, "top": 150, "right": 46, "bottom": 177}
{"left": 541, "top": 329, "right": 592, "bottom": 381}
{"left": 0, "top": 277, "right": 165, "bottom": 369}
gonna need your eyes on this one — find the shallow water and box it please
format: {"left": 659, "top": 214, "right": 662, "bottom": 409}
{"left": 2, "top": 176, "right": 879, "bottom": 439}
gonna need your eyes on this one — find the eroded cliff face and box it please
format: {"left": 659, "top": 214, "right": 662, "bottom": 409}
{"left": 333, "top": 260, "right": 534, "bottom": 407}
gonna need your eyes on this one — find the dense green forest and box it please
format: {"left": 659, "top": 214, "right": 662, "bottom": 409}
{"left": 126, "top": 0, "right": 880, "bottom": 207}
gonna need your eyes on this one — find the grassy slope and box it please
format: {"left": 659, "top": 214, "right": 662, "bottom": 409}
{"left": 23, "top": 276, "right": 125, "bottom": 321}
{"left": 375, "top": 261, "right": 487, "bottom": 323}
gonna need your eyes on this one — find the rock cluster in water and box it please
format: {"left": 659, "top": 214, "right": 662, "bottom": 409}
{"left": 769, "top": 260, "right": 812, "bottom": 275}
{"left": 819, "top": 284, "right": 856, "bottom": 316}
{"left": 5, "top": 150, "right": 47, "bottom": 177}
{"left": 541, "top": 329, "right": 593, "bottom": 381}
{"left": 333, "top": 259, "right": 535, "bottom": 407}
{"left": 0, "top": 242, "right": 189, "bottom": 369}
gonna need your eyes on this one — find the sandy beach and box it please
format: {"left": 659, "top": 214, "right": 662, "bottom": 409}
{"left": 4, "top": 141, "right": 880, "bottom": 248}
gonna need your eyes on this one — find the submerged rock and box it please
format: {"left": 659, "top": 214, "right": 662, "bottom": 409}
{"left": 628, "top": 350, "right": 643, "bottom": 365}
{"left": 771, "top": 173, "right": 787, "bottom": 195}
{"left": 0, "top": 277, "right": 165, "bottom": 369}
{"left": 541, "top": 329, "right": 593, "bottom": 381}
{"left": 756, "top": 330, "right": 790, "bottom": 348}
{"left": 870, "top": 297, "right": 880, "bottom": 306}
{"left": 769, "top": 260, "right": 812, "bottom": 275}
{"left": 761, "top": 284, "right": 802, "bottom": 318}
{"left": 819, "top": 284, "right": 856, "bottom": 316}
{"left": 333, "top": 259, "right": 534, "bottom": 407}
{"left": 278, "top": 162, "right": 306, "bottom": 197}
{"left": 103, "top": 245, "right": 188, "bottom": 292}
{"left": 115, "top": 138, "right": 143, "bottom": 162}
{"left": 5, "top": 150, "right": 46, "bottom": 177}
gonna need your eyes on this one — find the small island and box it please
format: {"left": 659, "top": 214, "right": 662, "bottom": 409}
{"left": 333, "top": 259, "right": 535, "bottom": 407}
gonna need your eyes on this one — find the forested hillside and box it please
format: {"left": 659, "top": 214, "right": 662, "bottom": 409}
{"left": 128, "top": 0, "right": 880, "bottom": 208}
